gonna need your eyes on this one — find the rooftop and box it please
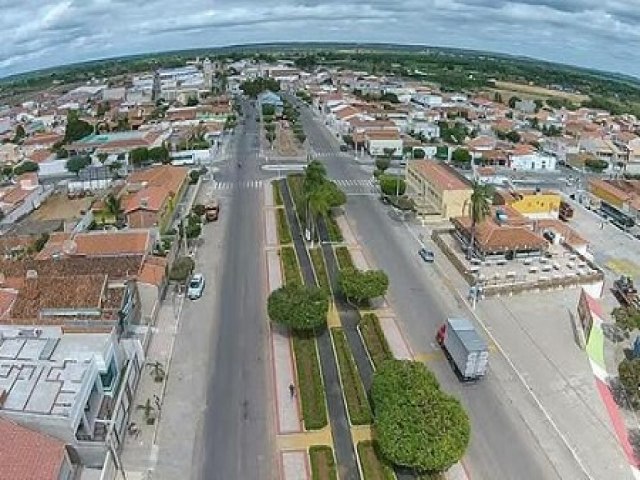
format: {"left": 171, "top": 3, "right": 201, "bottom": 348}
{"left": 408, "top": 160, "right": 472, "bottom": 191}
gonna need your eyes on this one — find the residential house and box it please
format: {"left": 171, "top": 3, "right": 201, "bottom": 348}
{"left": 579, "top": 136, "right": 621, "bottom": 168}
{"left": 509, "top": 151, "right": 557, "bottom": 171}
{"left": 515, "top": 99, "right": 537, "bottom": 114}
{"left": 68, "top": 129, "right": 170, "bottom": 159}
{"left": 0, "top": 173, "right": 50, "bottom": 226}
{"left": 411, "top": 121, "right": 440, "bottom": 140}
{"left": 35, "top": 230, "right": 152, "bottom": 260}
{"left": 588, "top": 178, "right": 640, "bottom": 226}
{"left": 364, "top": 130, "right": 403, "bottom": 157}
{"left": 405, "top": 160, "right": 473, "bottom": 221}
{"left": 0, "top": 143, "right": 21, "bottom": 164}
{"left": 0, "top": 416, "right": 76, "bottom": 480}
{"left": 412, "top": 94, "right": 443, "bottom": 108}
{"left": 613, "top": 133, "right": 640, "bottom": 174}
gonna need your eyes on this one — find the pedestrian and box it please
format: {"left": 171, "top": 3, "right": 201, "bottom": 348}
{"left": 289, "top": 383, "right": 296, "bottom": 399}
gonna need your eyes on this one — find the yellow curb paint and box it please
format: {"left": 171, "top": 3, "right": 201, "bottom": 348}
{"left": 350, "top": 425, "right": 374, "bottom": 443}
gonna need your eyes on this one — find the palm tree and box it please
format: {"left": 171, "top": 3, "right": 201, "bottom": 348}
{"left": 467, "top": 181, "right": 494, "bottom": 260}
{"left": 105, "top": 193, "right": 123, "bottom": 225}
{"left": 307, "top": 185, "right": 331, "bottom": 244}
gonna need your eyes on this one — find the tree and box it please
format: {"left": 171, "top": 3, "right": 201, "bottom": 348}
{"left": 585, "top": 158, "right": 609, "bottom": 172}
{"left": 267, "top": 284, "right": 329, "bottom": 332}
{"left": 262, "top": 104, "right": 276, "bottom": 117}
{"left": 129, "top": 147, "right": 150, "bottom": 167}
{"left": 467, "top": 181, "right": 494, "bottom": 259}
{"left": 619, "top": 357, "right": 640, "bottom": 407}
{"left": 168, "top": 256, "right": 195, "bottom": 282}
{"left": 64, "top": 111, "right": 93, "bottom": 142}
{"left": 104, "top": 193, "right": 123, "bottom": 223}
{"left": 264, "top": 123, "right": 276, "bottom": 133}
{"left": 96, "top": 101, "right": 110, "bottom": 117}
{"left": 451, "top": 148, "right": 472, "bottom": 166}
{"left": 295, "top": 132, "right": 306, "bottom": 144}
{"left": 186, "top": 96, "right": 199, "bottom": 107}
{"left": 375, "top": 156, "right": 391, "bottom": 173}
{"left": 12, "top": 124, "right": 26, "bottom": 143}
{"left": 380, "top": 92, "right": 400, "bottom": 104}
{"left": 508, "top": 96, "right": 521, "bottom": 109}
{"left": 1, "top": 165, "right": 13, "bottom": 178}
{"left": 372, "top": 360, "right": 470, "bottom": 473}
{"left": 66, "top": 155, "right": 91, "bottom": 176}
{"left": 413, "top": 148, "right": 425, "bottom": 159}
{"left": 56, "top": 148, "right": 69, "bottom": 159}
{"left": 379, "top": 175, "right": 406, "bottom": 196}
{"left": 266, "top": 131, "right": 276, "bottom": 145}
{"left": 303, "top": 160, "right": 328, "bottom": 195}
{"left": 13, "top": 161, "right": 39, "bottom": 176}
{"left": 148, "top": 145, "right": 171, "bottom": 164}
{"left": 382, "top": 147, "right": 396, "bottom": 159}
{"left": 184, "top": 214, "right": 202, "bottom": 239}
{"left": 494, "top": 92, "right": 503, "bottom": 103}
{"left": 97, "top": 152, "right": 109, "bottom": 164}
{"left": 338, "top": 268, "right": 389, "bottom": 305}
{"left": 505, "top": 130, "right": 521, "bottom": 143}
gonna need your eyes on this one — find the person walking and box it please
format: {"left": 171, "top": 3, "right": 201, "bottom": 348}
{"left": 289, "top": 383, "right": 296, "bottom": 399}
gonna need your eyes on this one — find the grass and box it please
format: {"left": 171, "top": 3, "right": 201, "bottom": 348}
{"left": 287, "top": 174, "right": 307, "bottom": 223}
{"left": 292, "top": 334, "right": 328, "bottom": 430}
{"left": 309, "top": 445, "right": 338, "bottom": 480}
{"left": 357, "top": 441, "right": 396, "bottom": 480}
{"left": 335, "top": 246, "right": 354, "bottom": 270}
{"left": 359, "top": 313, "right": 393, "bottom": 370}
{"left": 276, "top": 208, "right": 292, "bottom": 245}
{"left": 310, "top": 247, "right": 331, "bottom": 294}
{"left": 331, "top": 328, "right": 372, "bottom": 425}
{"left": 325, "top": 214, "right": 344, "bottom": 243}
{"left": 272, "top": 181, "right": 283, "bottom": 206}
{"left": 280, "top": 246, "right": 302, "bottom": 286}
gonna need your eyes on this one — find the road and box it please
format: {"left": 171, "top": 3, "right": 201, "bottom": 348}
{"left": 195, "top": 99, "right": 275, "bottom": 480}
{"left": 293, "top": 95, "right": 590, "bottom": 480}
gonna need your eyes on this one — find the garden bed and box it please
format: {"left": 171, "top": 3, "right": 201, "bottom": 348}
{"left": 292, "top": 334, "right": 328, "bottom": 430}
{"left": 335, "top": 246, "right": 354, "bottom": 270}
{"left": 357, "top": 441, "right": 395, "bottom": 480}
{"left": 359, "top": 313, "right": 393, "bottom": 370}
{"left": 287, "top": 174, "right": 307, "bottom": 223}
{"left": 325, "top": 214, "right": 344, "bottom": 243}
{"left": 309, "top": 445, "right": 337, "bottom": 480}
{"left": 272, "top": 181, "right": 284, "bottom": 206}
{"left": 276, "top": 208, "right": 292, "bottom": 244}
{"left": 280, "top": 246, "right": 302, "bottom": 286}
{"left": 331, "top": 328, "right": 372, "bottom": 425}
{"left": 310, "top": 247, "right": 331, "bottom": 294}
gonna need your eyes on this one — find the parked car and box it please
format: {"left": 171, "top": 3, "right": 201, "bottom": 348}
{"left": 418, "top": 248, "right": 435, "bottom": 263}
{"left": 187, "top": 273, "right": 205, "bottom": 299}
{"left": 339, "top": 144, "right": 349, "bottom": 152}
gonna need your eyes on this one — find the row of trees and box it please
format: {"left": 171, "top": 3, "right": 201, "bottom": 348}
{"left": 240, "top": 77, "right": 280, "bottom": 98}
{"left": 129, "top": 145, "right": 171, "bottom": 167}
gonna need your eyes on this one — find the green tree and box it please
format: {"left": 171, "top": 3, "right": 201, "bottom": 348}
{"left": 2, "top": 165, "right": 13, "bottom": 178}
{"left": 97, "top": 152, "right": 109, "bottom": 164}
{"left": 380, "top": 92, "right": 400, "bottom": 103}
{"left": 338, "top": 268, "right": 389, "bottom": 305}
{"left": 104, "top": 193, "right": 123, "bottom": 223}
{"left": 375, "top": 156, "right": 391, "bottom": 173}
{"left": 451, "top": 148, "right": 472, "bottom": 166}
{"left": 262, "top": 104, "right": 276, "bottom": 116}
{"left": 267, "top": 284, "right": 329, "bottom": 332}
{"left": 266, "top": 131, "right": 276, "bottom": 146}
{"left": 508, "top": 96, "right": 521, "bottom": 109}
{"left": 12, "top": 124, "right": 26, "bottom": 143}
{"left": 64, "top": 111, "right": 93, "bottom": 142}
{"left": 379, "top": 175, "right": 406, "bottom": 196}
{"left": 13, "top": 161, "right": 39, "bottom": 176}
{"left": 65, "top": 155, "right": 91, "bottom": 176}
{"left": 372, "top": 360, "right": 470, "bottom": 473}
{"left": 148, "top": 145, "right": 171, "bottom": 164}
{"left": 619, "top": 357, "right": 640, "bottom": 407}
{"left": 56, "top": 148, "right": 69, "bottom": 159}
{"left": 413, "top": 148, "right": 425, "bottom": 159}
{"left": 186, "top": 96, "right": 199, "bottom": 107}
{"left": 467, "top": 181, "right": 494, "bottom": 259}
{"left": 505, "top": 130, "right": 521, "bottom": 143}
{"left": 129, "top": 147, "right": 150, "bottom": 167}
{"left": 168, "top": 256, "right": 195, "bottom": 282}
{"left": 185, "top": 214, "right": 202, "bottom": 239}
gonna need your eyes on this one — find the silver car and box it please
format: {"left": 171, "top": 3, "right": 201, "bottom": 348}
{"left": 187, "top": 273, "right": 205, "bottom": 299}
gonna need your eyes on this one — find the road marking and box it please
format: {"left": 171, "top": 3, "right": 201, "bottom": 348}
{"left": 402, "top": 221, "right": 595, "bottom": 480}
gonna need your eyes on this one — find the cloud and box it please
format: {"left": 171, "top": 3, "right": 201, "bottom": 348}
{"left": 0, "top": 0, "right": 639, "bottom": 78}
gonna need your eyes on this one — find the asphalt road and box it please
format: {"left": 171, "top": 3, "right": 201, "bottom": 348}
{"left": 196, "top": 99, "right": 274, "bottom": 480}
{"left": 293, "top": 96, "right": 586, "bottom": 480}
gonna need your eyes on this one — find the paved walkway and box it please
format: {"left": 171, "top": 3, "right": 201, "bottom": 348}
{"left": 336, "top": 214, "right": 357, "bottom": 246}
{"left": 281, "top": 451, "right": 310, "bottom": 480}
{"left": 272, "top": 326, "right": 303, "bottom": 434}
{"left": 266, "top": 207, "right": 278, "bottom": 247}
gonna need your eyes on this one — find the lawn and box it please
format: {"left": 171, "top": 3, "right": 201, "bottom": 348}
{"left": 310, "top": 247, "right": 331, "bottom": 294}
{"left": 276, "top": 208, "right": 292, "bottom": 245}
{"left": 335, "top": 246, "right": 354, "bottom": 270}
{"left": 292, "top": 334, "right": 328, "bottom": 430}
{"left": 359, "top": 313, "right": 393, "bottom": 370}
{"left": 280, "top": 246, "right": 302, "bottom": 286}
{"left": 331, "top": 328, "right": 372, "bottom": 425}
{"left": 309, "top": 445, "right": 337, "bottom": 480}
{"left": 357, "top": 441, "right": 396, "bottom": 480}
{"left": 325, "top": 214, "right": 344, "bottom": 243}
{"left": 287, "top": 174, "right": 307, "bottom": 223}
{"left": 272, "top": 181, "right": 284, "bottom": 206}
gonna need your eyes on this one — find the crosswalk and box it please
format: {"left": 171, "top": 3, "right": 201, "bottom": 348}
{"left": 211, "top": 179, "right": 264, "bottom": 190}
{"left": 331, "top": 178, "right": 378, "bottom": 195}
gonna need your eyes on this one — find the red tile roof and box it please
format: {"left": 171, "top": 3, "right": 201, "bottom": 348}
{"left": 0, "top": 417, "right": 66, "bottom": 480}
{"left": 139, "top": 256, "right": 167, "bottom": 286}
{"left": 409, "top": 160, "right": 471, "bottom": 191}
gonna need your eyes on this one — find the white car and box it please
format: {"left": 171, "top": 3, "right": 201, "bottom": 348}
{"left": 187, "top": 274, "right": 205, "bottom": 299}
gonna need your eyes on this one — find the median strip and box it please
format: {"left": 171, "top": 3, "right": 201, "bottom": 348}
{"left": 310, "top": 247, "right": 331, "bottom": 295}
{"left": 292, "top": 334, "right": 328, "bottom": 430}
{"left": 309, "top": 445, "right": 338, "bottom": 480}
{"left": 359, "top": 313, "right": 393, "bottom": 370}
{"left": 280, "top": 246, "right": 302, "bottom": 286}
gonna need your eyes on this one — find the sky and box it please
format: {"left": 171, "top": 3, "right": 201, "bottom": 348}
{"left": 1, "top": 0, "right": 640, "bottom": 78}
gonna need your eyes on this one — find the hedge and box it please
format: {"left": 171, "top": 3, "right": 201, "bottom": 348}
{"left": 281, "top": 246, "right": 302, "bottom": 286}
{"left": 276, "top": 208, "right": 292, "bottom": 245}
{"left": 335, "top": 246, "right": 354, "bottom": 270}
{"left": 310, "top": 247, "right": 331, "bottom": 294}
{"left": 325, "top": 214, "right": 344, "bottom": 243}
{"left": 357, "top": 441, "right": 395, "bottom": 480}
{"left": 292, "top": 335, "right": 328, "bottom": 430}
{"left": 331, "top": 328, "right": 372, "bottom": 425}
{"left": 309, "top": 445, "right": 337, "bottom": 480}
{"left": 272, "top": 181, "right": 284, "bottom": 206}
{"left": 360, "top": 313, "right": 393, "bottom": 370}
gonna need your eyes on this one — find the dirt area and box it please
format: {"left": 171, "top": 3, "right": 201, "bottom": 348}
{"left": 30, "top": 192, "right": 95, "bottom": 221}
{"left": 276, "top": 122, "right": 304, "bottom": 157}
{"left": 489, "top": 81, "right": 589, "bottom": 103}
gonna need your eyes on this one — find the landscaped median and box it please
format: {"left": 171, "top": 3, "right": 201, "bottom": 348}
{"left": 359, "top": 313, "right": 393, "bottom": 370}
{"left": 310, "top": 247, "right": 331, "bottom": 295}
{"left": 280, "top": 246, "right": 302, "bottom": 286}
{"left": 335, "top": 246, "right": 354, "bottom": 270}
{"left": 357, "top": 441, "right": 395, "bottom": 480}
{"left": 272, "top": 181, "right": 284, "bottom": 206}
{"left": 309, "top": 445, "right": 338, "bottom": 480}
{"left": 331, "top": 328, "right": 372, "bottom": 425}
{"left": 292, "top": 334, "right": 328, "bottom": 430}
{"left": 276, "top": 208, "right": 293, "bottom": 244}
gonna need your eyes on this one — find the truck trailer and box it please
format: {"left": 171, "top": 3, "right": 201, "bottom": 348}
{"left": 436, "top": 318, "right": 489, "bottom": 381}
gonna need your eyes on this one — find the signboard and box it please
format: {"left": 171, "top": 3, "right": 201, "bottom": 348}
{"left": 577, "top": 289, "right": 594, "bottom": 344}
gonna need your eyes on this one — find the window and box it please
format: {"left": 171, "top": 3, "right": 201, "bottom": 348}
{"left": 100, "top": 359, "right": 118, "bottom": 392}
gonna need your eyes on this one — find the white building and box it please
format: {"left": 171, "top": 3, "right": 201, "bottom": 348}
{"left": 366, "top": 130, "right": 403, "bottom": 157}
{"left": 412, "top": 94, "right": 443, "bottom": 108}
{"left": 411, "top": 121, "right": 440, "bottom": 140}
{"left": 510, "top": 152, "right": 557, "bottom": 171}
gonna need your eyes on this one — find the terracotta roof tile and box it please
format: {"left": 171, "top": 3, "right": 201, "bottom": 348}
{"left": 408, "top": 160, "right": 471, "bottom": 191}
{"left": 139, "top": 256, "right": 167, "bottom": 286}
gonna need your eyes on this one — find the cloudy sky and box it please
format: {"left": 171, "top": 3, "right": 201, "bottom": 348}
{"left": 1, "top": 0, "right": 639, "bottom": 78}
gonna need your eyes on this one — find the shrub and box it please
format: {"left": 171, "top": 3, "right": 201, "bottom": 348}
{"left": 339, "top": 269, "right": 389, "bottom": 305}
{"left": 325, "top": 215, "right": 343, "bottom": 243}
{"left": 310, "top": 248, "right": 331, "bottom": 294}
{"left": 272, "top": 181, "right": 284, "bottom": 206}
{"left": 189, "top": 170, "right": 201, "bottom": 184}
{"left": 192, "top": 204, "right": 206, "bottom": 216}
{"left": 276, "top": 209, "right": 292, "bottom": 245}
{"left": 293, "top": 335, "right": 328, "bottom": 430}
{"left": 357, "top": 441, "right": 395, "bottom": 480}
{"left": 360, "top": 313, "right": 393, "bottom": 369}
{"left": 335, "top": 246, "right": 354, "bottom": 270}
{"left": 280, "top": 246, "right": 302, "bottom": 286}
{"left": 169, "top": 256, "right": 195, "bottom": 282}
{"left": 267, "top": 284, "right": 329, "bottom": 332}
{"left": 309, "top": 445, "right": 337, "bottom": 479}
{"left": 379, "top": 176, "right": 406, "bottom": 196}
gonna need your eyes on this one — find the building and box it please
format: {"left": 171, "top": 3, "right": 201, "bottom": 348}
{"left": 494, "top": 188, "right": 562, "bottom": 220}
{"left": 412, "top": 94, "right": 443, "bottom": 108}
{"left": 0, "top": 416, "right": 75, "bottom": 480}
{"left": 35, "top": 230, "right": 152, "bottom": 260}
{"left": 0, "top": 328, "right": 143, "bottom": 467}
{"left": 587, "top": 178, "right": 640, "bottom": 228}
{"left": 365, "top": 130, "right": 403, "bottom": 157}
{"left": 157, "top": 66, "right": 205, "bottom": 102}
{"left": 68, "top": 129, "right": 170, "bottom": 157}
{"left": 257, "top": 90, "right": 283, "bottom": 116}
{"left": 0, "top": 173, "right": 50, "bottom": 226}
{"left": 405, "top": 160, "right": 473, "bottom": 221}
{"left": 515, "top": 99, "right": 537, "bottom": 114}
{"left": 411, "top": 121, "right": 440, "bottom": 140}
{"left": 509, "top": 152, "right": 557, "bottom": 171}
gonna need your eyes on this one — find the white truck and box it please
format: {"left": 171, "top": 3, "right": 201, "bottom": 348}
{"left": 436, "top": 317, "right": 489, "bottom": 381}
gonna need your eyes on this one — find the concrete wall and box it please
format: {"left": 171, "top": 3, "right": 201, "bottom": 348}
{"left": 1, "top": 184, "right": 53, "bottom": 225}
{"left": 442, "top": 189, "right": 472, "bottom": 218}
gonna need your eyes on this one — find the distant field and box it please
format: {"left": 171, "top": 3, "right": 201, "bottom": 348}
{"left": 491, "top": 81, "right": 589, "bottom": 102}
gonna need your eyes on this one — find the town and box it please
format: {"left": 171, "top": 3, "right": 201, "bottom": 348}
{"left": 0, "top": 48, "right": 640, "bottom": 480}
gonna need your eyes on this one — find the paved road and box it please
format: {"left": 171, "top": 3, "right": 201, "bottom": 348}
{"left": 293, "top": 96, "right": 588, "bottom": 480}
{"left": 195, "top": 99, "right": 275, "bottom": 480}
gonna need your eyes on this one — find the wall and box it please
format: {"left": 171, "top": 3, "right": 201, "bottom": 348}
{"left": 1, "top": 184, "right": 54, "bottom": 226}
{"left": 367, "top": 139, "right": 403, "bottom": 157}
{"left": 39, "top": 159, "right": 68, "bottom": 177}
{"left": 442, "top": 189, "right": 472, "bottom": 218}
{"left": 588, "top": 182, "right": 624, "bottom": 209}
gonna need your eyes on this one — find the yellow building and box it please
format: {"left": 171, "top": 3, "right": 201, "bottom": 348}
{"left": 494, "top": 189, "right": 561, "bottom": 219}
{"left": 406, "top": 160, "right": 472, "bottom": 221}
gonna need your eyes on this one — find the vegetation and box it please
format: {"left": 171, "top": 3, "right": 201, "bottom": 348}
{"left": 585, "top": 158, "right": 609, "bottom": 172}
{"left": 262, "top": 104, "right": 276, "bottom": 116}
{"left": 168, "top": 256, "right": 195, "bottom": 282}
{"left": 268, "top": 284, "right": 329, "bottom": 332}
{"left": 280, "top": 246, "right": 302, "bottom": 286}
{"left": 64, "top": 111, "right": 93, "bottom": 143}
{"left": 65, "top": 155, "right": 91, "bottom": 176}
{"left": 357, "top": 441, "right": 396, "bottom": 480}
{"left": 379, "top": 175, "right": 406, "bottom": 196}
{"left": 276, "top": 209, "right": 292, "bottom": 245}
{"left": 292, "top": 335, "right": 328, "bottom": 430}
{"left": 325, "top": 214, "right": 344, "bottom": 243}
{"left": 372, "top": 360, "right": 470, "bottom": 474}
{"left": 451, "top": 148, "right": 472, "bottom": 166}
{"left": 612, "top": 307, "right": 640, "bottom": 333}
{"left": 149, "top": 145, "right": 171, "bottom": 164}
{"left": 272, "top": 181, "right": 284, "bottom": 206}
{"left": 335, "top": 246, "right": 354, "bottom": 270}
{"left": 439, "top": 122, "right": 468, "bottom": 145}
{"left": 129, "top": 147, "right": 150, "bottom": 167}
{"left": 339, "top": 269, "right": 389, "bottom": 306}
{"left": 310, "top": 248, "right": 331, "bottom": 295}
{"left": 13, "top": 161, "right": 38, "bottom": 175}
{"left": 618, "top": 358, "right": 640, "bottom": 408}
{"left": 467, "top": 181, "right": 494, "bottom": 259}
{"left": 375, "top": 156, "right": 391, "bottom": 173}
{"left": 332, "top": 328, "right": 372, "bottom": 425}
{"left": 184, "top": 213, "right": 202, "bottom": 239}
{"left": 360, "top": 313, "right": 393, "bottom": 370}
{"left": 240, "top": 77, "right": 280, "bottom": 98}
{"left": 309, "top": 445, "right": 337, "bottom": 480}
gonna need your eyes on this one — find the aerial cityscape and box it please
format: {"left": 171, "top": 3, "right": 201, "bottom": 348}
{"left": 2, "top": 7, "right": 640, "bottom": 480}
